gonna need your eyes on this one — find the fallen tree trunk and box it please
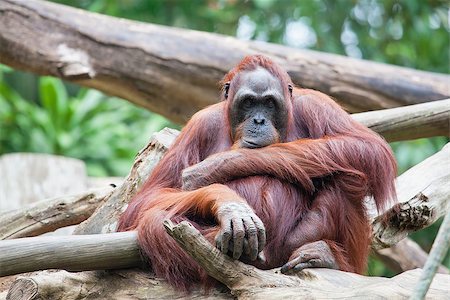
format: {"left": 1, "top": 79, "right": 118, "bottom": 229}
{"left": 5, "top": 270, "right": 231, "bottom": 300}
{"left": 1, "top": 0, "right": 449, "bottom": 123}
{"left": 163, "top": 221, "right": 449, "bottom": 299}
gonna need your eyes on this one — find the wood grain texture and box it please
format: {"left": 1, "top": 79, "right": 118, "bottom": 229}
{"left": 371, "top": 143, "right": 450, "bottom": 248}
{"left": 73, "top": 127, "right": 179, "bottom": 234}
{"left": 6, "top": 270, "right": 231, "bottom": 300}
{"left": 353, "top": 98, "right": 450, "bottom": 142}
{"left": 0, "top": 231, "right": 141, "bottom": 277}
{"left": 1, "top": 0, "right": 449, "bottom": 123}
{"left": 4, "top": 223, "right": 448, "bottom": 299}
{"left": 375, "top": 238, "right": 448, "bottom": 274}
{"left": 0, "top": 187, "right": 113, "bottom": 239}
{"left": 2, "top": 134, "right": 449, "bottom": 298}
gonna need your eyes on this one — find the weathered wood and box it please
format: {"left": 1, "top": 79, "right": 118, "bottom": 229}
{"left": 0, "top": 153, "right": 88, "bottom": 212}
{"left": 87, "top": 177, "right": 123, "bottom": 189}
{"left": 353, "top": 98, "right": 450, "bottom": 142}
{"left": 0, "top": 232, "right": 141, "bottom": 277}
{"left": 375, "top": 238, "right": 449, "bottom": 274}
{"left": 371, "top": 143, "right": 450, "bottom": 249}
{"left": 411, "top": 211, "right": 450, "bottom": 300}
{"left": 74, "top": 128, "right": 178, "bottom": 234}
{"left": 6, "top": 270, "right": 231, "bottom": 300}
{"left": 0, "top": 188, "right": 112, "bottom": 240}
{"left": 1, "top": 0, "right": 449, "bottom": 123}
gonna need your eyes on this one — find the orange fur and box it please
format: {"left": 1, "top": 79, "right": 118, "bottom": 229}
{"left": 118, "top": 55, "right": 397, "bottom": 290}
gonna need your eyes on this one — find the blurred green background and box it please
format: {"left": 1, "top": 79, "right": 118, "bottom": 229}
{"left": 0, "top": 0, "right": 448, "bottom": 275}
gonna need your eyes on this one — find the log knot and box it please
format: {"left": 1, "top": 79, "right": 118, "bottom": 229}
{"left": 56, "top": 44, "right": 95, "bottom": 79}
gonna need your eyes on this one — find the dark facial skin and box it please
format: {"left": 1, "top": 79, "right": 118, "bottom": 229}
{"left": 228, "top": 68, "right": 289, "bottom": 149}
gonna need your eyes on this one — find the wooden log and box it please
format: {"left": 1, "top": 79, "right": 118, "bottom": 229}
{"left": 1, "top": 0, "right": 449, "bottom": 123}
{"left": 0, "top": 187, "right": 113, "bottom": 240}
{"left": 411, "top": 211, "right": 450, "bottom": 300}
{"left": 352, "top": 98, "right": 450, "bottom": 142}
{"left": 6, "top": 270, "right": 231, "bottom": 300}
{"left": 0, "top": 232, "right": 141, "bottom": 277}
{"left": 2, "top": 138, "right": 449, "bottom": 297}
{"left": 371, "top": 143, "right": 450, "bottom": 249}
{"left": 374, "top": 238, "right": 449, "bottom": 274}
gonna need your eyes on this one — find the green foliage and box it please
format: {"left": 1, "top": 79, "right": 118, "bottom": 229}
{"left": 0, "top": 72, "right": 178, "bottom": 176}
{"left": 391, "top": 137, "right": 449, "bottom": 174}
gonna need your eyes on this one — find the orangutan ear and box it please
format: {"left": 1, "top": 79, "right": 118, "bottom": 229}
{"left": 224, "top": 82, "right": 230, "bottom": 99}
{"left": 288, "top": 84, "right": 293, "bottom": 97}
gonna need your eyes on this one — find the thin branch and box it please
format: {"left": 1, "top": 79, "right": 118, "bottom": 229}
{"left": 411, "top": 211, "right": 450, "bottom": 300}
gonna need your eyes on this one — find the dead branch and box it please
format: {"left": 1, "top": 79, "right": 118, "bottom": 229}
{"left": 352, "top": 98, "right": 450, "bottom": 142}
{"left": 73, "top": 128, "right": 178, "bottom": 235}
{"left": 1, "top": 0, "right": 449, "bottom": 123}
{"left": 0, "top": 232, "right": 141, "bottom": 277}
{"left": 5, "top": 270, "right": 231, "bottom": 300}
{"left": 0, "top": 188, "right": 112, "bottom": 240}
{"left": 411, "top": 211, "right": 450, "bottom": 300}
{"left": 371, "top": 143, "right": 450, "bottom": 249}
{"left": 5, "top": 222, "right": 448, "bottom": 299}
{"left": 1, "top": 142, "right": 448, "bottom": 279}
{"left": 374, "top": 238, "right": 449, "bottom": 274}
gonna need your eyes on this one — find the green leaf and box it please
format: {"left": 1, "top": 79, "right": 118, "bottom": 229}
{"left": 39, "top": 77, "right": 69, "bottom": 131}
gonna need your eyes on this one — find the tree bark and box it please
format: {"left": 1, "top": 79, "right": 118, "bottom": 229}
{"left": 352, "top": 98, "right": 450, "bottom": 142}
{"left": 73, "top": 127, "right": 179, "bottom": 234}
{"left": 1, "top": 0, "right": 449, "bottom": 123}
{"left": 5, "top": 270, "right": 231, "bottom": 300}
{"left": 371, "top": 143, "right": 450, "bottom": 248}
{"left": 375, "top": 238, "right": 449, "bottom": 274}
{"left": 0, "top": 232, "right": 141, "bottom": 277}
{"left": 0, "top": 187, "right": 112, "bottom": 240}
{"left": 410, "top": 211, "right": 450, "bottom": 300}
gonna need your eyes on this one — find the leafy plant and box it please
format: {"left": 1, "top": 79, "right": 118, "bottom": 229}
{"left": 0, "top": 74, "right": 178, "bottom": 176}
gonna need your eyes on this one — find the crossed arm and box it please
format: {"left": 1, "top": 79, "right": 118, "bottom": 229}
{"left": 182, "top": 93, "right": 396, "bottom": 211}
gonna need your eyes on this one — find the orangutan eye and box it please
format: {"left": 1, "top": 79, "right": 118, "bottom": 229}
{"left": 242, "top": 97, "right": 254, "bottom": 109}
